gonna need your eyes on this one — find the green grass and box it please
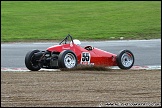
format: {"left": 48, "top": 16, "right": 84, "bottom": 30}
{"left": 1, "top": 1, "right": 161, "bottom": 42}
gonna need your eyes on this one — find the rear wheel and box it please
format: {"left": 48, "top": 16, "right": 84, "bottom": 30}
{"left": 58, "top": 50, "right": 77, "bottom": 69}
{"left": 116, "top": 50, "right": 134, "bottom": 69}
{"left": 25, "top": 50, "right": 41, "bottom": 71}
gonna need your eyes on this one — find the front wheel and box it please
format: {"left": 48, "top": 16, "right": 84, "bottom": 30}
{"left": 116, "top": 50, "right": 134, "bottom": 69}
{"left": 25, "top": 50, "right": 41, "bottom": 71}
{"left": 58, "top": 50, "right": 77, "bottom": 69}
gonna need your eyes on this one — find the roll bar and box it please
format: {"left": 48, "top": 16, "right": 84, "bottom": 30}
{"left": 59, "top": 34, "right": 74, "bottom": 45}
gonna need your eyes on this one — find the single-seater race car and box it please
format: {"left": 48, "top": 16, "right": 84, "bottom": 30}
{"left": 25, "top": 34, "right": 135, "bottom": 71}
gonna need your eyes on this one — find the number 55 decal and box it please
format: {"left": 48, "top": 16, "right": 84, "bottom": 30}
{"left": 80, "top": 52, "right": 91, "bottom": 65}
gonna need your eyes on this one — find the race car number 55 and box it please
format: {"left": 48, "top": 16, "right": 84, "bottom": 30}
{"left": 81, "top": 52, "right": 90, "bottom": 64}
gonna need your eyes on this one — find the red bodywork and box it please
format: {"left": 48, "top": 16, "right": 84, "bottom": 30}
{"left": 47, "top": 43, "right": 118, "bottom": 67}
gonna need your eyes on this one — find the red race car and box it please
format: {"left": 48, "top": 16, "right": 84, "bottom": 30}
{"left": 25, "top": 34, "right": 134, "bottom": 71}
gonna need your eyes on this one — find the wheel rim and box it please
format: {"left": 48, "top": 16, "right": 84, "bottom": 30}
{"left": 64, "top": 53, "right": 76, "bottom": 68}
{"left": 121, "top": 52, "right": 133, "bottom": 67}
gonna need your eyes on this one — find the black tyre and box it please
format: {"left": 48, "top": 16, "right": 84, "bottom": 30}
{"left": 116, "top": 50, "right": 134, "bottom": 69}
{"left": 25, "top": 50, "right": 41, "bottom": 71}
{"left": 58, "top": 50, "right": 77, "bottom": 69}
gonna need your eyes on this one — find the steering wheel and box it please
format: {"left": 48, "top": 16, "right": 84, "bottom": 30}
{"left": 85, "top": 46, "right": 93, "bottom": 51}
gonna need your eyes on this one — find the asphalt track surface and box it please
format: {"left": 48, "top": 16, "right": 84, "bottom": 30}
{"left": 1, "top": 39, "right": 161, "bottom": 69}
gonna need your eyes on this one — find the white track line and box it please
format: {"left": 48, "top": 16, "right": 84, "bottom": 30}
{"left": 1, "top": 65, "right": 161, "bottom": 72}
{"left": 110, "top": 65, "right": 161, "bottom": 70}
{"left": 1, "top": 68, "right": 60, "bottom": 72}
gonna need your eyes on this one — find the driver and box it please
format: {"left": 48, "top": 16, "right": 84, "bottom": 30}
{"left": 72, "top": 39, "right": 81, "bottom": 46}
{"left": 72, "top": 39, "right": 93, "bottom": 51}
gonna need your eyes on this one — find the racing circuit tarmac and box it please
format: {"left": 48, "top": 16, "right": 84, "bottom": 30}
{"left": 1, "top": 39, "right": 161, "bottom": 71}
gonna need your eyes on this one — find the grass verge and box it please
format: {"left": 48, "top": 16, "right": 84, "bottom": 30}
{"left": 1, "top": 1, "right": 161, "bottom": 42}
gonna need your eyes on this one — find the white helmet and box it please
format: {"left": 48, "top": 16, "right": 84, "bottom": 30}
{"left": 72, "top": 39, "right": 81, "bottom": 45}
